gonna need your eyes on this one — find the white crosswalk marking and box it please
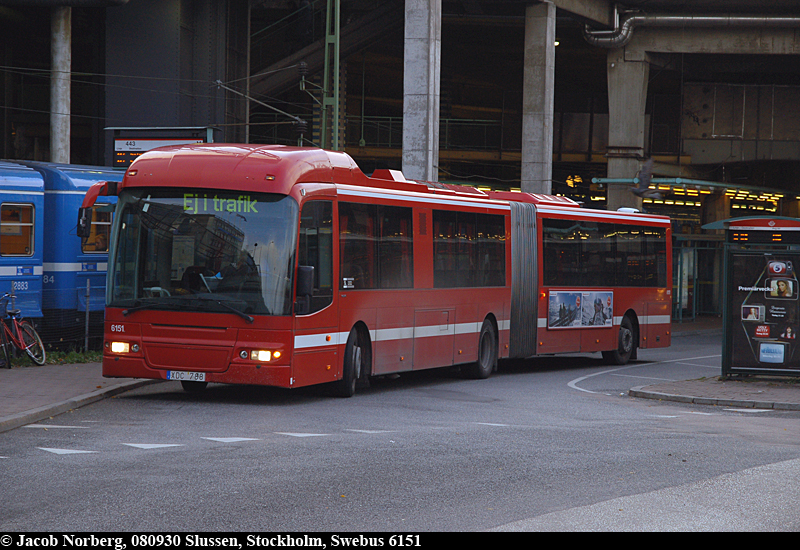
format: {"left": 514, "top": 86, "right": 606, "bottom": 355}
{"left": 122, "top": 443, "right": 184, "bottom": 449}
{"left": 38, "top": 448, "right": 97, "bottom": 455}
{"left": 201, "top": 437, "right": 260, "bottom": 443}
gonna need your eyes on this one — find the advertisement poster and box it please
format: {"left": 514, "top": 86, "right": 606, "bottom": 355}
{"left": 549, "top": 291, "right": 613, "bottom": 329}
{"left": 730, "top": 254, "right": 800, "bottom": 370}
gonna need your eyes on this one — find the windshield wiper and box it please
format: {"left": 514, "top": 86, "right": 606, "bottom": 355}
{"left": 122, "top": 295, "right": 255, "bottom": 323}
{"left": 193, "top": 294, "right": 254, "bottom": 323}
{"left": 122, "top": 300, "right": 174, "bottom": 316}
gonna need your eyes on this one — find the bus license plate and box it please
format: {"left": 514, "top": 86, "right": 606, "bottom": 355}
{"left": 167, "top": 370, "right": 206, "bottom": 382}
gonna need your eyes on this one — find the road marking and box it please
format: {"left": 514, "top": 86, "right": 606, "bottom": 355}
{"left": 567, "top": 354, "right": 722, "bottom": 394}
{"left": 675, "top": 362, "right": 721, "bottom": 368}
{"left": 24, "top": 424, "right": 90, "bottom": 429}
{"left": 474, "top": 422, "right": 510, "bottom": 427}
{"left": 275, "top": 432, "right": 328, "bottom": 438}
{"left": 345, "top": 429, "right": 395, "bottom": 434}
{"left": 724, "top": 408, "right": 771, "bottom": 413}
{"left": 201, "top": 437, "right": 261, "bottom": 443}
{"left": 38, "top": 448, "right": 97, "bottom": 455}
{"left": 610, "top": 373, "right": 678, "bottom": 381}
{"left": 122, "top": 443, "right": 184, "bottom": 449}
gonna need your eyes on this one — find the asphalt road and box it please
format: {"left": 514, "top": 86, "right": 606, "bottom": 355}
{"left": 1, "top": 332, "right": 798, "bottom": 532}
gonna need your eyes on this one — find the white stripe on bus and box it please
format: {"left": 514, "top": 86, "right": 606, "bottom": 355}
{"left": 538, "top": 315, "right": 671, "bottom": 328}
{"left": 536, "top": 206, "right": 671, "bottom": 225}
{"left": 294, "top": 320, "right": 511, "bottom": 350}
{"left": 337, "top": 187, "right": 512, "bottom": 211}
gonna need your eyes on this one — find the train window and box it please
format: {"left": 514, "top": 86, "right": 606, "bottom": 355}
{"left": 0, "top": 204, "right": 34, "bottom": 256}
{"left": 81, "top": 206, "right": 113, "bottom": 253}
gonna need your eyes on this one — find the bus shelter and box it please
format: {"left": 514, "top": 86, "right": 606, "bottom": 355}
{"left": 705, "top": 216, "right": 800, "bottom": 377}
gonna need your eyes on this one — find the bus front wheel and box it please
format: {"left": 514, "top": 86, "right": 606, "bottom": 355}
{"left": 333, "top": 328, "right": 363, "bottom": 397}
{"left": 603, "top": 316, "right": 635, "bottom": 365}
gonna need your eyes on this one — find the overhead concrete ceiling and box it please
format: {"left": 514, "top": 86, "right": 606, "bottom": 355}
{"left": 549, "top": 0, "right": 800, "bottom": 28}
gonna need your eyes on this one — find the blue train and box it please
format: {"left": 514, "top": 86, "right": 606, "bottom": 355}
{"left": 0, "top": 161, "right": 46, "bottom": 321}
{"left": 0, "top": 161, "right": 122, "bottom": 346}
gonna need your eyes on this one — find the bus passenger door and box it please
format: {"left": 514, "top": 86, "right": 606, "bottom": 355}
{"left": 413, "top": 308, "right": 456, "bottom": 370}
{"left": 293, "top": 200, "right": 339, "bottom": 387}
{"left": 642, "top": 301, "right": 671, "bottom": 349}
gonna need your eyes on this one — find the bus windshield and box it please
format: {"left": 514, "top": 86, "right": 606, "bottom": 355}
{"left": 109, "top": 188, "right": 299, "bottom": 317}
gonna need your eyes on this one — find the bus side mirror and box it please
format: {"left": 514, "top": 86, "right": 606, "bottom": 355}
{"left": 76, "top": 207, "right": 91, "bottom": 238}
{"left": 295, "top": 265, "right": 314, "bottom": 315}
{"left": 78, "top": 180, "right": 118, "bottom": 239}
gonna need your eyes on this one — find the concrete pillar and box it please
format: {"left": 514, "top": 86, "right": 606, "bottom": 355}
{"left": 51, "top": 6, "right": 71, "bottom": 164}
{"left": 402, "top": 0, "right": 440, "bottom": 182}
{"left": 606, "top": 47, "right": 649, "bottom": 211}
{"left": 521, "top": 1, "right": 555, "bottom": 194}
{"left": 701, "top": 192, "right": 731, "bottom": 234}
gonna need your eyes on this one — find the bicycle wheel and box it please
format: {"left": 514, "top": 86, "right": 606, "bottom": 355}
{"left": 20, "top": 321, "right": 46, "bottom": 365}
{"left": 0, "top": 323, "right": 10, "bottom": 368}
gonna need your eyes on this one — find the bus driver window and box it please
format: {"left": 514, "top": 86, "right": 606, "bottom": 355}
{"left": 81, "top": 207, "right": 112, "bottom": 253}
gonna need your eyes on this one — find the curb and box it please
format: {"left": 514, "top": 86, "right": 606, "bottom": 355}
{"left": 0, "top": 379, "right": 159, "bottom": 434}
{"left": 671, "top": 328, "right": 722, "bottom": 338}
{"left": 628, "top": 386, "right": 800, "bottom": 411}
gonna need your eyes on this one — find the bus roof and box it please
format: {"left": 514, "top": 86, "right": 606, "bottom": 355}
{"left": 123, "top": 144, "right": 581, "bottom": 205}
{"left": 124, "top": 144, "right": 369, "bottom": 193}
{"left": 121, "top": 144, "right": 667, "bottom": 224}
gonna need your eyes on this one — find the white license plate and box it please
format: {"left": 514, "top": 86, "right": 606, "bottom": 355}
{"left": 167, "top": 370, "right": 206, "bottom": 382}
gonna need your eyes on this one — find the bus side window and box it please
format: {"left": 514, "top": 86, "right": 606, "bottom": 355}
{"left": 379, "top": 205, "right": 413, "bottom": 289}
{"left": 298, "top": 200, "right": 333, "bottom": 313}
{"left": 339, "top": 202, "right": 377, "bottom": 289}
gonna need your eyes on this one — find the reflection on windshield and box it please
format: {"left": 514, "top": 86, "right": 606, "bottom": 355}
{"left": 110, "top": 189, "right": 298, "bottom": 317}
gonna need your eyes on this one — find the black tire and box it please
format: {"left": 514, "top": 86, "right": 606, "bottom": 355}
{"left": 603, "top": 316, "right": 635, "bottom": 365}
{"left": 0, "top": 326, "right": 10, "bottom": 368}
{"left": 463, "top": 319, "right": 497, "bottom": 379}
{"left": 333, "top": 328, "right": 363, "bottom": 398}
{"left": 20, "top": 321, "right": 46, "bottom": 365}
{"left": 181, "top": 380, "right": 208, "bottom": 392}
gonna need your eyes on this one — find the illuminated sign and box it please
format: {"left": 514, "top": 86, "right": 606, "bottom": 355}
{"left": 183, "top": 193, "right": 259, "bottom": 214}
{"left": 113, "top": 138, "right": 205, "bottom": 167}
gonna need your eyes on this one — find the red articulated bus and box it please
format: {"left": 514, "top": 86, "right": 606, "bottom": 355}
{"left": 78, "top": 144, "right": 672, "bottom": 397}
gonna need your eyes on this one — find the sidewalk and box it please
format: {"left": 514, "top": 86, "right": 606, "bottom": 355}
{"left": 634, "top": 315, "right": 800, "bottom": 411}
{"left": 0, "top": 361, "right": 154, "bottom": 433}
{"left": 0, "top": 316, "right": 798, "bottom": 433}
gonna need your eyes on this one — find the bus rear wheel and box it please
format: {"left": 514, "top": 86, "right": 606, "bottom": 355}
{"left": 603, "top": 316, "right": 635, "bottom": 365}
{"left": 463, "top": 319, "right": 497, "bottom": 379}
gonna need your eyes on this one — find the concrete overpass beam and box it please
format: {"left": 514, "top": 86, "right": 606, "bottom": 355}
{"left": 402, "top": 0, "right": 441, "bottom": 182}
{"left": 521, "top": 1, "right": 556, "bottom": 194}
{"left": 606, "top": 47, "right": 649, "bottom": 211}
{"left": 51, "top": 6, "right": 71, "bottom": 164}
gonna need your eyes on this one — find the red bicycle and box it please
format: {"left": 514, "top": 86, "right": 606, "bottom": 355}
{"left": 0, "top": 292, "right": 46, "bottom": 367}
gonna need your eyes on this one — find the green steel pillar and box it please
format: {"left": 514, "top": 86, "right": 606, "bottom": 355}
{"left": 321, "top": 0, "right": 340, "bottom": 150}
